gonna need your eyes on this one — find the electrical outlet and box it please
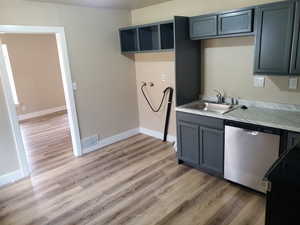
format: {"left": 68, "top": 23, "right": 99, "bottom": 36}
{"left": 254, "top": 76, "right": 265, "bottom": 88}
{"left": 289, "top": 77, "right": 298, "bottom": 89}
{"left": 161, "top": 74, "right": 167, "bottom": 82}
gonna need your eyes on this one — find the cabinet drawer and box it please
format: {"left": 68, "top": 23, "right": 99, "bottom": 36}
{"left": 189, "top": 15, "right": 218, "bottom": 39}
{"left": 176, "top": 112, "right": 224, "bottom": 130}
{"left": 218, "top": 9, "right": 253, "bottom": 35}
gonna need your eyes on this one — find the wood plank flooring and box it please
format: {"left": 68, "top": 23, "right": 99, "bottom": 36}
{"left": 0, "top": 112, "right": 266, "bottom": 225}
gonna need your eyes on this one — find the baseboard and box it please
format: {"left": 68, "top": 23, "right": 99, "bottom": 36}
{"left": 139, "top": 127, "right": 176, "bottom": 143}
{"left": 19, "top": 106, "right": 67, "bottom": 121}
{"left": 0, "top": 170, "right": 24, "bottom": 187}
{"left": 82, "top": 128, "right": 140, "bottom": 154}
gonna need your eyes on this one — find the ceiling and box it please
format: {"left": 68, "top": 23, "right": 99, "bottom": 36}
{"left": 27, "top": 0, "right": 171, "bottom": 9}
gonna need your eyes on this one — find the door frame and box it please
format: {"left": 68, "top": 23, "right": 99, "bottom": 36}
{"left": 0, "top": 25, "right": 82, "bottom": 177}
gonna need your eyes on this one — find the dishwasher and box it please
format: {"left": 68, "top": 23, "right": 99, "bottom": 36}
{"left": 224, "top": 121, "right": 280, "bottom": 193}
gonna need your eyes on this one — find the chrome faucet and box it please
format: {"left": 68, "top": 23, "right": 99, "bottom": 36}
{"left": 214, "top": 89, "right": 224, "bottom": 104}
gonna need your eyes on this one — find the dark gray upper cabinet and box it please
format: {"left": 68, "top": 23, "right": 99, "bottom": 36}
{"left": 254, "top": 1, "right": 295, "bottom": 75}
{"left": 139, "top": 25, "right": 160, "bottom": 51}
{"left": 119, "top": 20, "right": 174, "bottom": 53}
{"left": 291, "top": 0, "right": 300, "bottom": 74}
{"left": 174, "top": 16, "right": 201, "bottom": 106}
{"left": 218, "top": 9, "right": 253, "bottom": 35}
{"left": 160, "top": 22, "right": 174, "bottom": 50}
{"left": 176, "top": 112, "right": 224, "bottom": 177}
{"left": 119, "top": 28, "right": 139, "bottom": 52}
{"left": 190, "top": 15, "right": 218, "bottom": 40}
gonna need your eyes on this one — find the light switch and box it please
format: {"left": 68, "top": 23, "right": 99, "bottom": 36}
{"left": 289, "top": 77, "right": 298, "bottom": 90}
{"left": 254, "top": 76, "right": 265, "bottom": 88}
{"left": 161, "top": 74, "right": 167, "bottom": 82}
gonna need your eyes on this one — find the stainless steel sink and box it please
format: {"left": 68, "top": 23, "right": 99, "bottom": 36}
{"left": 186, "top": 102, "right": 234, "bottom": 114}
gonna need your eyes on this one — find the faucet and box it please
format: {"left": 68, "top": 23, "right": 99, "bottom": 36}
{"left": 214, "top": 89, "right": 224, "bottom": 104}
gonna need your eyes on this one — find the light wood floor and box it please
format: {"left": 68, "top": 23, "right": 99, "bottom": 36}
{"left": 0, "top": 112, "right": 266, "bottom": 225}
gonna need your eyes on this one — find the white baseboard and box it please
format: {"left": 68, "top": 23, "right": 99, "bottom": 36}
{"left": 19, "top": 106, "right": 67, "bottom": 121}
{"left": 82, "top": 128, "right": 140, "bottom": 154}
{"left": 139, "top": 127, "right": 176, "bottom": 143}
{"left": 0, "top": 170, "right": 24, "bottom": 187}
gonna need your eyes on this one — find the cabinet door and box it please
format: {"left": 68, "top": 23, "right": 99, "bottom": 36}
{"left": 119, "top": 28, "right": 139, "bottom": 52}
{"left": 177, "top": 121, "right": 200, "bottom": 165}
{"left": 254, "top": 2, "right": 295, "bottom": 75}
{"left": 291, "top": 0, "right": 300, "bottom": 75}
{"left": 200, "top": 127, "right": 224, "bottom": 176}
{"left": 218, "top": 10, "right": 253, "bottom": 35}
{"left": 189, "top": 15, "right": 218, "bottom": 39}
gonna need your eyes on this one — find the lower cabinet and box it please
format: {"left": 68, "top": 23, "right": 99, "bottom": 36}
{"left": 177, "top": 112, "right": 224, "bottom": 177}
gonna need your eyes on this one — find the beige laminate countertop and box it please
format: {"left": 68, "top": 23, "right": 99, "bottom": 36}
{"left": 176, "top": 102, "right": 300, "bottom": 133}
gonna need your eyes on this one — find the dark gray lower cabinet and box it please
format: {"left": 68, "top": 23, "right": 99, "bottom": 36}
{"left": 200, "top": 127, "right": 224, "bottom": 175}
{"left": 177, "top": 121, "right": 200, "bottom": 165}
{"left": 177, "top": 112, "right": 224, "bottom": 177}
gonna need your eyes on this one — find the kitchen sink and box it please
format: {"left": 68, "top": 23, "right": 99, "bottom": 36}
{"left": 186, "top": 102, "right": 234, "bottom": 114}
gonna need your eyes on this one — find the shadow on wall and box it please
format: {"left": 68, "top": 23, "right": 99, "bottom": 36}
{"left": 200, "top": 36, "right": 300, "bottom": 104}
{"left": 268, "top": 76, "right": 300, "bottom": 93}
{"left": 200, "top": 37, "right": 256, "bottom": 96}
{"left": 134, "top": 52, "right": 175, "bottom": 62}
{"left": 204, "top": 36, "right": 254, "bottom": 48}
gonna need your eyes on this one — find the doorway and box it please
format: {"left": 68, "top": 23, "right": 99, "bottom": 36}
{"left": 0, "top": 26, "right": 82, "bottom": 178}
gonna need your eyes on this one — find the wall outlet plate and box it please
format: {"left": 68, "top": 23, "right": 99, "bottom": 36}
{"left": 254, "top": 76, "right": 265, "bottom": 88}
{"left": 288, "top": 77, "right": 298, "bottom": 90}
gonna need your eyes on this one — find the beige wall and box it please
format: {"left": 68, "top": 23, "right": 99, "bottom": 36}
{"left": 0, "top": 0, "right": 138, "bottom": 176}
{"left": 131, "top": 0, "right": 300, "bottom": 137}
{"left": 135, "top": 52, "right": 176, "bottom": 136}
{"left": 0, "top": 34, "right": 66, "bottom": 115}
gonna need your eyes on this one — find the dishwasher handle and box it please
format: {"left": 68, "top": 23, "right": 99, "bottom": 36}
{"left": 225, "top": 121, "right": 281, "bottom": 135}
{"left": 243, "top": 129, "right": 259, "bottom": 136}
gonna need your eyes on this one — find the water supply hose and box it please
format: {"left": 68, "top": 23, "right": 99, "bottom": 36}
{"left": 141, "top": 83, "right": 174, "bottom": 142}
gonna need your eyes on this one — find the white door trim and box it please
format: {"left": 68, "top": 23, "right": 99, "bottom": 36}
{"left": 0, "top": 25, "right": 82, "bottom": 178}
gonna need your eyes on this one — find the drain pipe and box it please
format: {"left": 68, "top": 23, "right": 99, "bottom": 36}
{"left": 163, "top": 87, "right": 173, "bottom": 142}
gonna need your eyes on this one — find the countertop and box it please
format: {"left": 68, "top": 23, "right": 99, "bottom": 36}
{"left": 176, "top": 101, "right": 300, "bottom": 133}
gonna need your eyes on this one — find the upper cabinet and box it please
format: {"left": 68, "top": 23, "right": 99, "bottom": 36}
{"left": 139, "top": 25, "right": 160, "bottom": 51}
{"left": 119, "top": 21, "right": 174, "bottom": 53}
{"left": 254, "top": 1, "right": 295, "bottom": 75}
{"left": 218, "top": 10, "right": 253, "bottom": 35}
{"left": 190, "top": 15, "right": 218, "bottom": 39}
{"left": 291, "top": 0, "right": 300, "bottom": 75}
{"left": 189, "top": 8, "right": 255, "bottom": 40}
{"left": 119, "top": 28, "right": 139, "bottom": 53}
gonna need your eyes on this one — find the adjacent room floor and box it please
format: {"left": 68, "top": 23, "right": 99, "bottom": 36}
{"left": 0, "top": 112, "right": 266, "bottom": 225}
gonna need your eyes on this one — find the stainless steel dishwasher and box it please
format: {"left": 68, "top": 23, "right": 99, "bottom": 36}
{"left": 224, "top": 121, "right": 280, "bottom": 193}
